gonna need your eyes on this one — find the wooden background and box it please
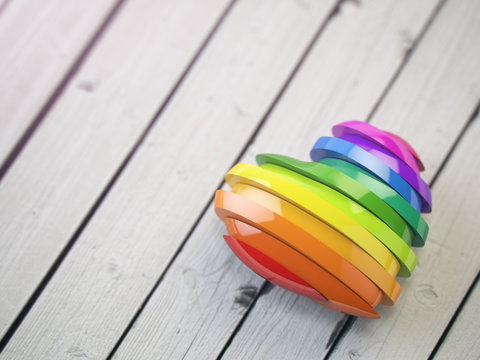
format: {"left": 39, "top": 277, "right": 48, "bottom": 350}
{"left": 0, "top": 0, "right": 479, "bottom": 358}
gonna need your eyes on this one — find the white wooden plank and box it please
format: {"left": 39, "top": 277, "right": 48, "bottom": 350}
{"left": 0, "top": 0, "right": 338, "bottom": 358}
{"left": 329, "top": 112, "right": 480, "bottom": 360}
{"left": 0, "top": 0, "right": 117, "bottom": 163}
{"left": 368, "top": 1, "right": 480, "bottom": 183}
{"left": 0, "top": 0, "right": 229, "bottom": 342}
{"left": 109, "top": 0, "right": 447, "bottom": 359}
{"left": 326, "top": 0, "right": 480, "bottom": 357}
{"left": 434, "top": 278, "right": 480, "bottom": 360}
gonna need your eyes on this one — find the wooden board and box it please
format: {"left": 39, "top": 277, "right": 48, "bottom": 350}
{"left": 327, "top": 0, "right": 480, "bottom": 357}
{"left": 329, "top": 108, "right": 480, "bottom": 360}
{"left": 368, "top": 0, "right": 480, "bottom": 183}
{"left": 434, "top": 277, "right": 480, "bottom": 360}
{"left": 1, "top": 0, "right": 479, "bottom": 358}
{"left": 0, "top": 0, "right": 118, "bottom": 164}
{"left": 0, "top": 0, "right": 229, "bottom": 341}
{"left": 0, "top": 0, "right": 338, "bottom": 358}
{"left": 214, "top": 0, "right": 480, "bottom": 357}
{"left": 108, "top": 0, "right": 449, "bottom": 359}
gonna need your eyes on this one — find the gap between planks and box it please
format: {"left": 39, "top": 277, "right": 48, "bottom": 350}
{"left": 0, "top": 0, "right": 124, "bottom": 180}
{"left": 429, "top": 270, "right": 480, "bottom": 359}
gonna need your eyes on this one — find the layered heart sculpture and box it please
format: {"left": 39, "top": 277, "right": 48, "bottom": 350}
{"left": 214, "top": 121, "right": 431, "bottom": 318}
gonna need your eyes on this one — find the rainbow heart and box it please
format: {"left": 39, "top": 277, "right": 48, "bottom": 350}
{"left": 215, "top": 121, "right": 431, "bottom": 318}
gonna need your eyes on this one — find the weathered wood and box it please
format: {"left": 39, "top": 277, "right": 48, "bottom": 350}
{"left": 368, "top": 0, "right": 480, "bottom": 183}
{"left": 221, "top": 0, "right": 480, "bottom": 357}
{"left": 0, "top": 0, "right": 117, "bottom": 164}
{"left": 0, "top": 0, "right": 338, "bottom": 358}
{"left": 329, "top": 111, "right": 480, "bottom": 360}
{"left": 0, "top": 0, "right": 229, "bottom": 342}
{"left": 434, "top": 277, "right": 480, "bottom": 360}
{"left": 109, "top": 0, "right": 454, "bottom": 359}
{"left": 325, "top": 2, "right": 480, "bottom": 358}
{"left": 2, "top": 0, "right": 479, "bottom": 358}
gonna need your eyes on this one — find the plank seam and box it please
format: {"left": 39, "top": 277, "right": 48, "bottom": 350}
{"left": 215, "top": 281, "right": 271, "bottom": 360}
{"left": 0, "top": 0, "right": 127, "bottom": 183}
{"left": 0, "top": 0, "right": 238, "bottom": 353}
{"left": 324, "top": 315, "right": 357, "bottom": 360}
{"left": 428, "top": 270, "right": 480, "bottom": 359}
{"left": 365, "top": 0, "right": 448, "bottom": 123}
{"left": 104, "top": 184, "right": 222, "bottom": 359}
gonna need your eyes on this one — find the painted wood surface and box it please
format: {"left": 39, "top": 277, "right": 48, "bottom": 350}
{"left": 329, "top": 107, "right": 480, "bottom": 360}
{"left": 0, "top": 0, "right": 118, "bottom": 164}
{"left": 216, "top": 0, "right": 480, "bottom": 357}
{"left": 0, "top": 0, "right": 338, "bottom": 358}
{"left": 111, "top": 0, "right": 444, "bottom": 359}
{"left": 0, "top": 0, "right": 479, "bottom": 358}
{"left": 327, "top": 0, "right": 480, "bottom": 358}
{"left": 0, "top": 0, "right": 229, "bottom": 341}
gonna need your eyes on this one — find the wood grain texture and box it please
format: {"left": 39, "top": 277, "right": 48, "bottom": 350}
{"left": 434, "top": 277, "right": 480, "bottom": 360}
{"left": 111, "top": 0, "right": 444, "bottom": 359}
{"left": 0, "top": 0, "right": 117, "bottom": 163}
{"left": 0, "top": 0, "right": 338, "bottom": 358}
{"left": 368, "top": 0, "right": 480, "bottom": 183}
{"left": 0, "top": 0, "right": 229, "bottom": 342}
{"left": 327, "top": 1, "right": 480, "bottom": 357}
{"left": 329, "top": 111, "right": 480, "bottom": 360}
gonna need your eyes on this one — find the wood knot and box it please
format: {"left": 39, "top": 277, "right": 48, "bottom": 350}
{"left": 66, "top": 345, "right": 92, "bottom": 359}
{"left": 77, "top": 80, "right": 99, "bottom": 93}
{"left": 234, "top": 285, "right": 258, "bottom": 308}
{"left": 415, "top": 284, "right": 439, "bottom": 306}
{"left": 106, "top": 257, "right": 121, "bottom": 280}
{"left": 348, "top": 348, "right": 362, "bottom": 359}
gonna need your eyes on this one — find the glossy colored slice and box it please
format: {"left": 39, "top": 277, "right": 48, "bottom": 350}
{"left": 224, "top": 163, "right": 405, "bottom": 276}
{"left": 225, "top": 222, "right": 378, "bottom": 317}
{"left": 235, "top": 163, "right": 417, "bottom": 277}
{"left": 225, "top": 222, "right": 379, "bottom": 318}
{"left": 223, "top": 234, "right": 327, "bottom": 302}
{"left": 310, "top": 136, "right": 431, "bottom": 213}
{"left": 256, "top": 153, "right": 414, "bottom": 246}
{"left": 339, "top": 134, "right": 416, "bottom": 176}
{"left": 232, "top": 183, "right": 401, "bottom": 305}
{"left": 215, "top": 191, "right": 381, "bottom": 318}
{"left": 332, "top": 120, "right": 421, "bottom": 173}
{"left": 339, "top": 133, "right": 431, "bottom": 209}
{"left": 320, "top": 157, "right": 428, "bottom": 247}
{"left": 386, "top": 131, "right": 425, "bottom": 171}
{"left": 216, "top": 193, "right": 382, "bottom": 307}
